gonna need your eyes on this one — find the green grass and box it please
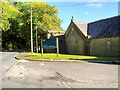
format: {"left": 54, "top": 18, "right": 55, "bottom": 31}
{"left": 27, "top": 53, "right": 120, "bottom": 61}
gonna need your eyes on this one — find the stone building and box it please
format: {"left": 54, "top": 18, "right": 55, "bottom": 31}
{"left": 41, "top": 16, "right": 120, "bottom": 56}
{"left": 88, "top": 16, "right": 120, "bottom": 56}
{"left": 65, "top": 16, "right": 120, "bottom": 56}
{"left": 65, "top": 17, "right": 88, "bottom": 55}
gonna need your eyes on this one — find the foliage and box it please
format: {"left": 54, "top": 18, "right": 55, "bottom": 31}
{"left": 1, "top": 1, "right": 62, "bottom": 51}
{"left": 1, "top": 1, "right": 19, "bottom": 31}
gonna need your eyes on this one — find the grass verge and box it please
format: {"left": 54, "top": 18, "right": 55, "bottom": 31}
{"left": 26, "top": 53, "right": 120, "bottom": 61}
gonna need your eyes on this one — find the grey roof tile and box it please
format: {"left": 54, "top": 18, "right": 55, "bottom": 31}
{"left": 88, "top": 16, "right": 120, "bottom": 39}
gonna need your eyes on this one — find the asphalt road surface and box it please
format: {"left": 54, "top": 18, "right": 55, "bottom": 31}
{"left": 1, "top": 52, "right": 19, "bottom": 75}
{"left": 2, "top": 60, "right": 118, "bottom": 88}
{"left": 0, "top": 52, "right": 19, "bottom": 89}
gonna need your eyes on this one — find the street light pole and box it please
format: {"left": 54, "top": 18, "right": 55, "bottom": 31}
{"left": 31, "top": 3, "right": 33, "bottom": 53}
{"left": 36, "top": 27, "right": 38, "bottom": 53}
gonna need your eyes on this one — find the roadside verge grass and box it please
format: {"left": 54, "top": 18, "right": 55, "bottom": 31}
{"left": 26, "top": 53, "right": 120, "bottom": 61}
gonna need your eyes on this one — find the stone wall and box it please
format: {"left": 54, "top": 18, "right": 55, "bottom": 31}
{"left": 58, "top": 35, "right": 67, "bottom": 54}
{"left": 65, "top": 23, "right": 87, "bottom": 55}
{"left": 89, "top": 37, "right": 120, "bottom": 56}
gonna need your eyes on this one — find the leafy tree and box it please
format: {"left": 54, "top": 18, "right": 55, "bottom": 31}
{"left": 1, "top": 1, "right": 62, "bottom": 51}
{"left": 1, "top": 1, "right": 19, "bottom": 31}
{"left": 1, "top": 1, "right": 20, "bottom": 50}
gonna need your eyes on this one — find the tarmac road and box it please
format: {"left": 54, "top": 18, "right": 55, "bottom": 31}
{"left": 1, "top": 52, "right": 19, "bottom": 75}
{"left": 0, "top": 52, "right": 19, "bottom": 89}
{"left": 2, "top": 60, "right": 118, "bottom": 88}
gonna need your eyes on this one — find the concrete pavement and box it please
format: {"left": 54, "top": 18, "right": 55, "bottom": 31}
{"left": 2, "top": 60, "right": 118, "bottom": 88}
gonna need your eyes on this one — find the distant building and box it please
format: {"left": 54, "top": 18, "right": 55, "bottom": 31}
{"left": 88, "top": 16, "right": 120, "bottom": 56}
{"left": 47, "top": 30, "right": 65, "bottom": 39}
{"left": 65, "top": 16, "right": 88, "bottom": 55}
{"left": 41, "top": 16, "right": 120, "bottom": 56}
{"left": 65, "top": 16, "right": 120, "bottom": 56}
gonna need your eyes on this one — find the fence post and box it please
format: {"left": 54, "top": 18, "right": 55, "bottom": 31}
{"left": 41, "top": 38, "right": 43, "bottom": 56}
{"left": 56, "top": 37, "right": 59, "bottom": 57}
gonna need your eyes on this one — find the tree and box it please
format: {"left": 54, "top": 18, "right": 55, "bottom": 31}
{"left": 1, "top": 1, "right": 62, "bottom": 51}
{"left": 1, "top": 1, "right": 19, "bottom": 31}
{"left": 1, "top": 1, "right": 20, "bottom": 50}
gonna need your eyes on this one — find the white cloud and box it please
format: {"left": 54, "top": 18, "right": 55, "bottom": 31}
{"left": 86, "top": 3, "right": 103, "bottom": 8}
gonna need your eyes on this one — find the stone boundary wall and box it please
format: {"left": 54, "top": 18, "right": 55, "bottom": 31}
{"left": 89, "top": 37, "right": 120, "bottom": 57}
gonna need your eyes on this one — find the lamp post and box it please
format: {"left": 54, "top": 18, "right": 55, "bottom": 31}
{"left": 30, "top": 2, "right": 33, "bottom": 53}
{"left": 36, "top": 26, "right": 38, "bottom": 53}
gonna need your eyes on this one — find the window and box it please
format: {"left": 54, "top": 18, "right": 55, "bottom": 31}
{"left": 71, "top": 27, "right": 74, "bottom": 31}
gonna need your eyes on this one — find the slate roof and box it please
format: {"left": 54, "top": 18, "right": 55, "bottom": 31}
{"left": 88, "top": 16, "right": 120, "bottom": 39}
{"left": 74, "top": 22, "right": 88, "bottom": 36}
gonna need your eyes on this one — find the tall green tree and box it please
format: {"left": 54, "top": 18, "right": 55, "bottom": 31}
{"left": 1, "top": 1, "right": 62, "bottom": 51}
{"left": 1, "top": 1, "right": 19, "bottom": 31}
{"left": 1, "top": 1, "right": 20, "bottom": 50}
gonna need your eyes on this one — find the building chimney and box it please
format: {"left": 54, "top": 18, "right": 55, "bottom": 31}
{"left": 71, "top": 16, "right": 74, "bottom": 22}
